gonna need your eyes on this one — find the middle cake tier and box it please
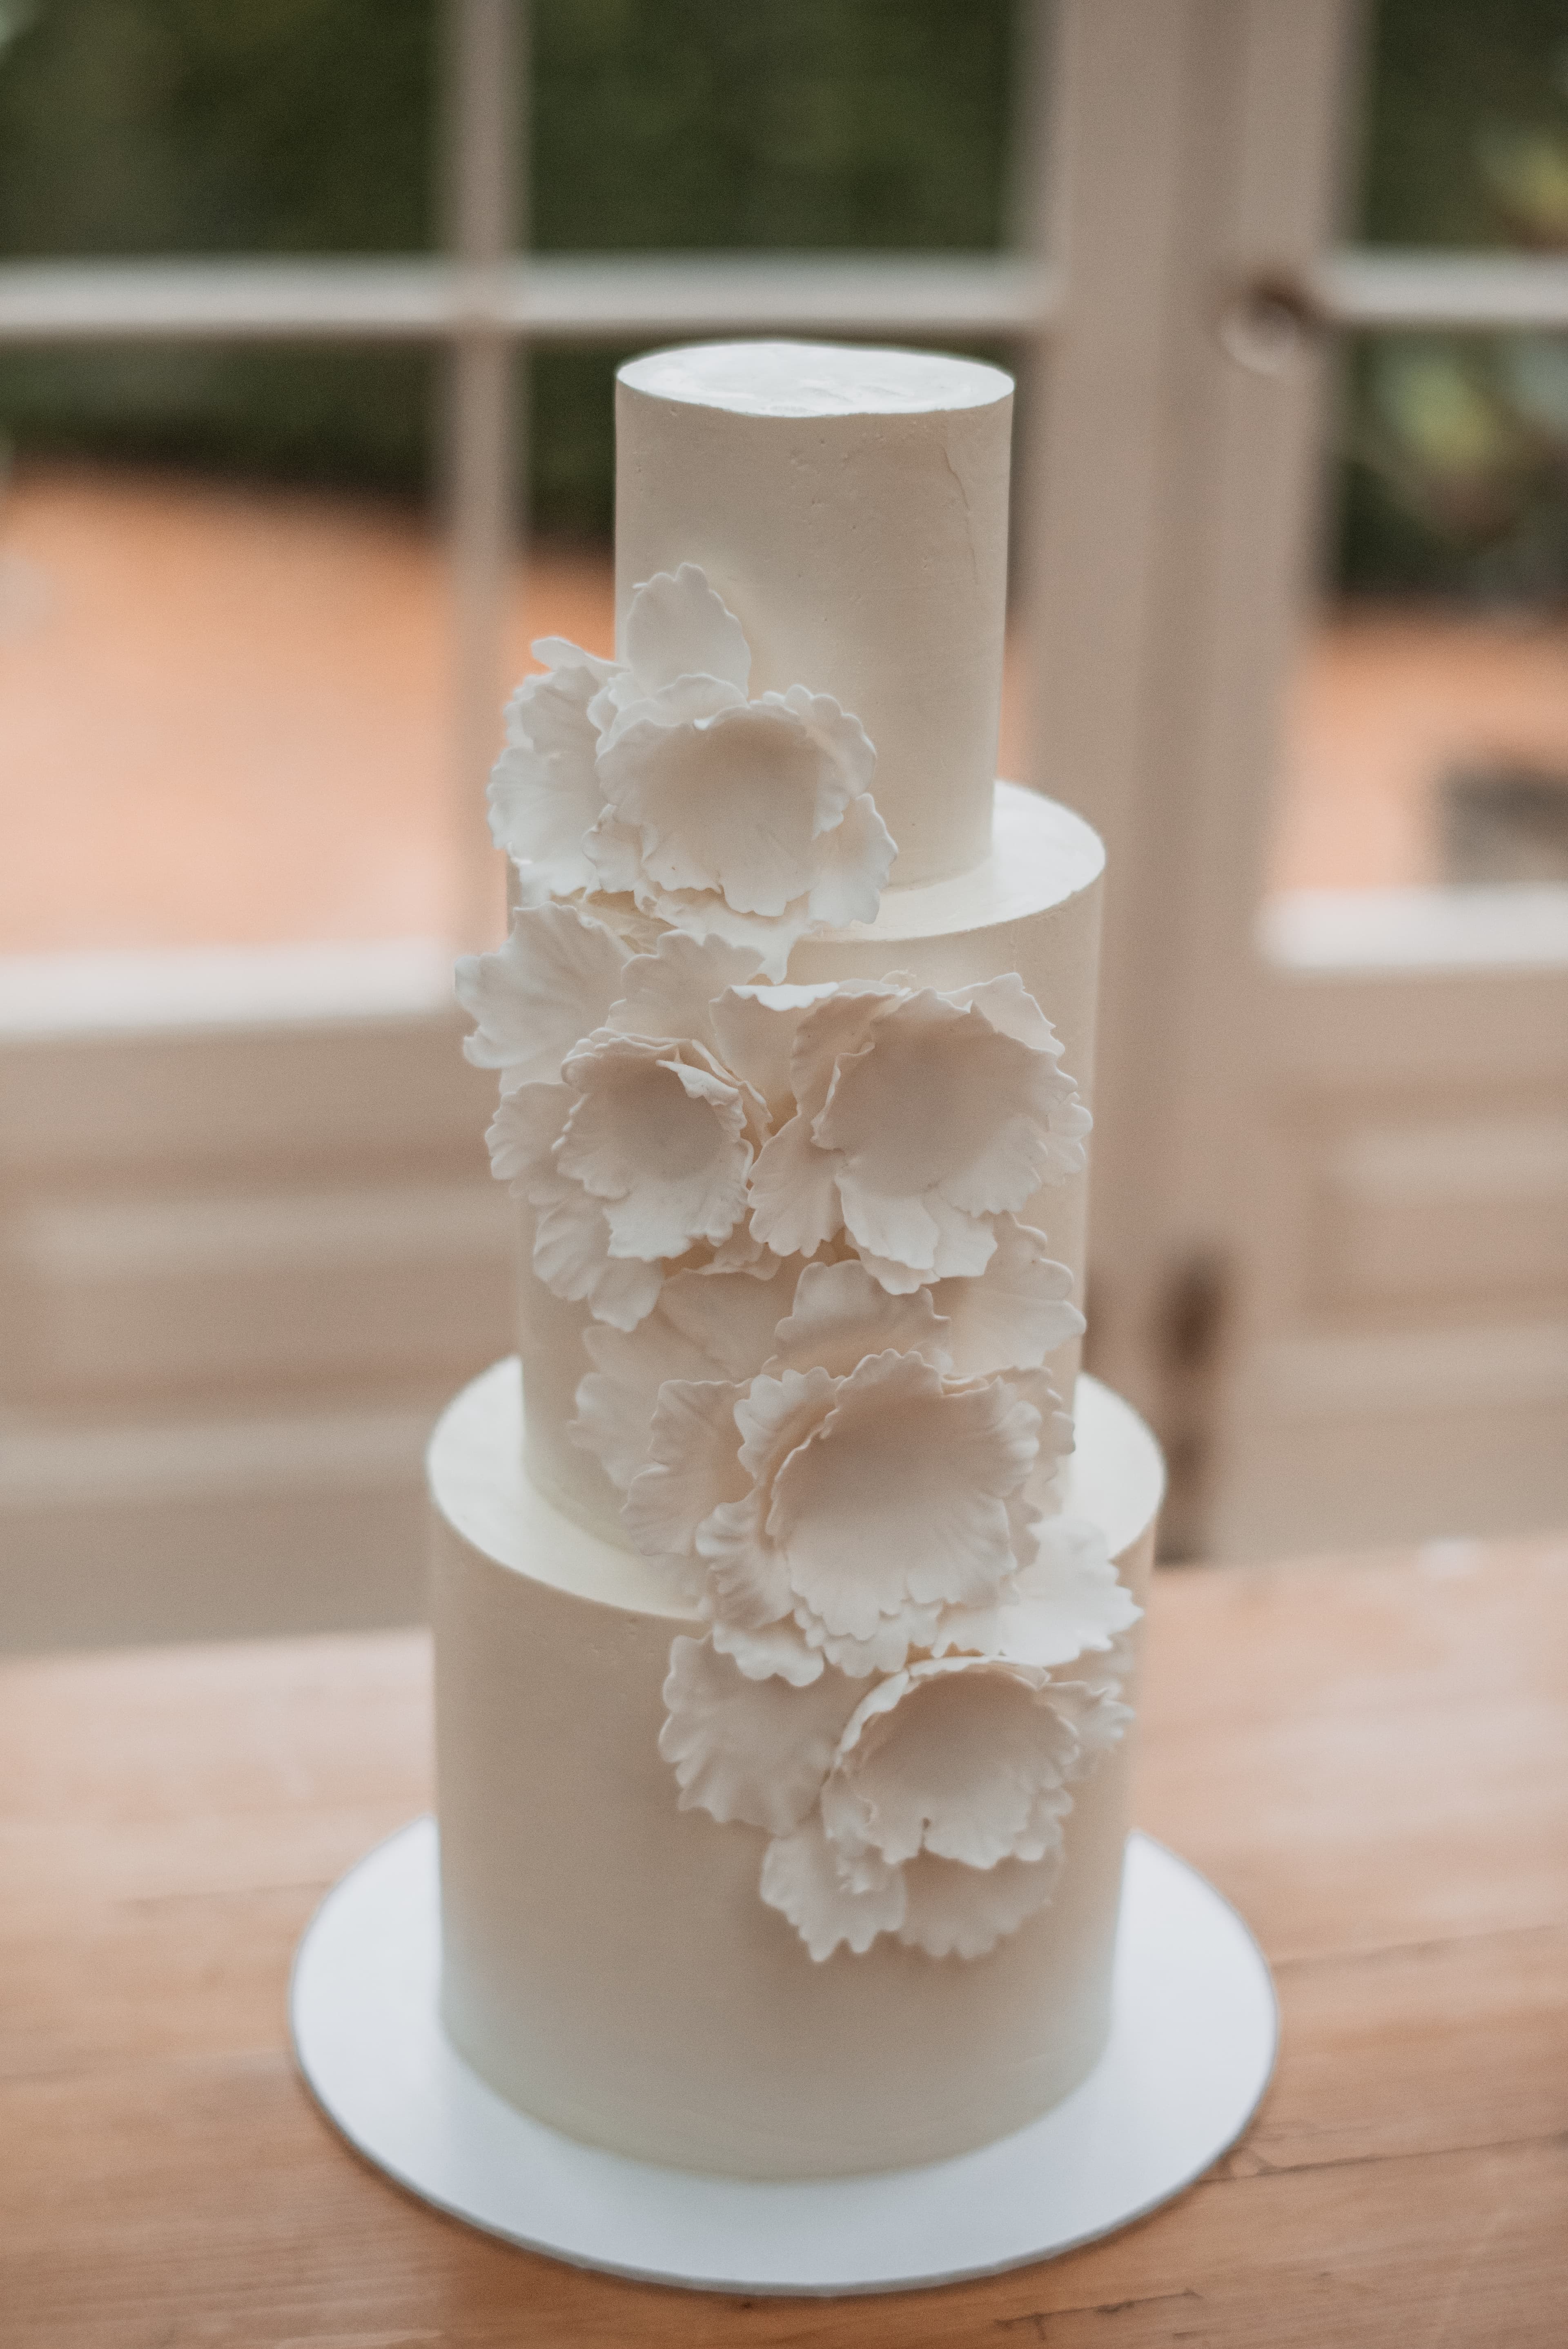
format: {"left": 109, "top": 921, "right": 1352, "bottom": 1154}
{"left": 517, "top": 781, "right": 1105, "bottom": 1544}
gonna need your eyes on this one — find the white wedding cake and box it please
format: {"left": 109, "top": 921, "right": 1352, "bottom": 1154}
{"left": 433, "top": 339, "right": 1165, "bottom": 2180}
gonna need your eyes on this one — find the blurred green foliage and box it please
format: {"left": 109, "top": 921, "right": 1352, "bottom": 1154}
{"left": 0, "top": 0, "right": 1566, "bottom": 591}
{"left": 1338, "top": 0, "right": 1568, "bottom": 600}
{"left": 0, "top": 0, "right": 1013, "bottom": 526}
{"left": 0, "top": 0, "right": 440, "bottom": 487}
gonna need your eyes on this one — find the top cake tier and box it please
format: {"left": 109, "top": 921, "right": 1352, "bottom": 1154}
{"left": 615, "top": 340, "right": 1014, "bottom": 889}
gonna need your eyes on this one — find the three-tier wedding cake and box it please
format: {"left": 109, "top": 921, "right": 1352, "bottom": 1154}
{"left": 431, "top": 339, "right": 1165, "bottom": 2180}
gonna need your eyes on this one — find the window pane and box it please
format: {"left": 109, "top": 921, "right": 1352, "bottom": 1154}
{"left": 2, "top": 354, "right": 617, "bottom": 956}
{"left": 0, "top": 0, "right": 1028, "bottom": 954}
{"left": 1268, "top": 0, "right": 1568, "bottom": 911}
{"left": 1360, "top": 0, "right": 1568, "bottom": 252}
{"left": 1, "top": 363, "right": 446, "bottom": 956}
{"left": 0, "top": 0, "right": 440, "bottom": 260}
{"left": 529, "top": 0, "right": 1019, "bottom": 538}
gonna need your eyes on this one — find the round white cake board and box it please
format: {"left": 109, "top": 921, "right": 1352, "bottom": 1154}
{"left": 291, "top": 1820, "right": 1274, "bottom": 2297}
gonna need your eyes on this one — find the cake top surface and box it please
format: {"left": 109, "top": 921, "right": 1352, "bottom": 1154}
{"left": 618, "top": 339, "right": 1013, "bottom": 420}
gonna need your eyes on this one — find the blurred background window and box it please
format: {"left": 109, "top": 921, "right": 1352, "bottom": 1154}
{"left": 2, "top": 0, "right": 1564, "bottom": 1646}
{"left": 1281, "top": 0, "right": 1568, "bottom": 902}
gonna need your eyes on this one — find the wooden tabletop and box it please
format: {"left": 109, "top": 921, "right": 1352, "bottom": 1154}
{"left": 3, "top": 1540, "right": 1566, "bottom": 2348}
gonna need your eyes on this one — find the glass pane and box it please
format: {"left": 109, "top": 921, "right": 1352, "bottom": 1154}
{"left": 1, "top": 352, "right": 628, "bottom": 957}
{"left": 0, "top": 0, "right": 1028, "bottom": 956}
{"left": 528, "top": 0, "right": 1019, "bottom": 536}
{"left": 1268, "top": 0, "right": 1568, "bottom": 908}
{"left": 0, "top": 354, "right": 445, "bottom": 956}
{"left": 1359, "top": 0, "right": 1568, "bottom": 253}
{"left": 0, "top": 0, "right": 440, "bottom": 260}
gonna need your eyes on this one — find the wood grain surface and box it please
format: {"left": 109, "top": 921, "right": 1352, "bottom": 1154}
{"left": 2, "top": 1540, "right": 1565, "bottom": 2348}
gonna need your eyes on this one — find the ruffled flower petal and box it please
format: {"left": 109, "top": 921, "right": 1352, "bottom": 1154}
{"left": 487, "top": 655, "right": 606, "bottom": 893}
{"left": 710, "top": 1610, "right": 826, "bottom": 1687}
{"left": 821, "top": 993, "right": 1042, "bottom": 1218}
{"left": 598, "top": 696, "right": 866, "bottom": 917}
{"left": 821, "top": 1659, "right": 1087, "bottom": 1873}
{"left": 530, "top": 1173, "right": 665, "bottom": 1331}
{"left": 573, "top": 1261, "right": 792, "bottom": 1489}
{"left": 594, "top": 669, "right": 748, "bottom": 756}
{"left": 579, "top": 810, "right": 643, "bottom": 896}
{"left": 660, "top": 1259, "right": 796, "bottom": 1374}
{"left": 946, "top": 972, "right": 1062, "bottom": 1052}
{"left": 804, "top": 790, "right": 896, "bottom": 928}
{"left": 457, "top": 902, "right": 630, "bottom": 1092}
{"left": 490, "top": 1081, "right": 667, "bottom": 1330}
{"left": 935, "top": 1515, "right": 1141, "bottom": 1668}
{"left": 785, "top": 984, "right": 899, "bottom": 1125}
{"left": 931, "top": 1217, "right": 1084, "bottom": 1374}
{"left": 624, "top": 1380, "right": 746, "bottom": 1556}
{"left": 802, "top": 1605, "right": 946, "bottom": 1681}
{"left": 731, "top": 1362, "right": 841, "bottom": 1480}
{"left": 604, "top": 931, "right": 766, "bottom": 1055}
{"left": 747, "top": 1112, "right": 844, "bottom": 1259}
{"left": 696, "top": 1491, "right": 799, "bottom": 1645}
{"left": 659, "top": 1634, "right": 856, "bottom": 1833}
{"left": 484, "top": 1078, "right": 570, "bottom": 1191}
{"left": 532, "top": 635, "right": 618, "bottom": 684}
{"left": 767, "top": 1258, "right": 950, "bottom": 1380}
{"left": 624, "top": 564, "right": 752, "bottom": 698}
{"left": 557, "top": 1035, "right": 756, "bottom": 1261}
{"left": 896, "top": 1850, "right": 1060, "bottom": 1959}
{"left": 586, "top": 657, "right": 890, "bottom": 981}
{"left": 766, "top": 1352, "right": 1040, "bottom": 1642}
{"left": 575, "top": 1302, "right": 731, "bottom": 1493}
{"left": 759, "top": 1816, "right": 906, "bottom": 1961}
{"left": 762, "top": 980, "right": 1091, "bottom": 1293}
{"left": 709, "top": 982, "right": 840, "bottom": 1123}
{"left": 763, "top": 685, "right": 877, "bottom": 827}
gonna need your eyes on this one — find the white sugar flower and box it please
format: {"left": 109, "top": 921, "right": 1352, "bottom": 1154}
{"left": 764, "top": 1658, "right": 1129, "bottom": 1960}
{"left": 582, "top": 565, "right": 893, "bottom": 977}
{"left": 822, "top": 1658, "right": 1118, "bottom": 1871}
{"left": 660, "top": 1634, "right": 1130, "bottom": 1961}
{"left": 627, "top": 1270, "right": 1067, "bottom": 1680}
{"left": 557, "top": 1030, "right": 764, "bottom": 1262}
{"left": 487, "top": 640, "right": 617, "bottom": 894}
{"left": 483, "top": 566, "right": 896, "bottom": 976}
{"left": 600, "top": 560, "right": 754, "bottom": 724}
{"left": 703, "top": 1349, "right": 1042, "bottom": 1680}
{"left": 456, "top": 898, "right": 631, "bottom": 1093}
{"left": 487, "top": 1027, "right": 768, "bottom": 1331}
{"left": 748, "top": 973, "right": 1091, "bottom": 1290}
{"left": 588, "top": 683, "right": 895, "bottom": 981}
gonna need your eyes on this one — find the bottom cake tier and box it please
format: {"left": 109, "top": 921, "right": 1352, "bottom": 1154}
{"left": 430, "top": 1359, "right": 1165, "bottom": 2180}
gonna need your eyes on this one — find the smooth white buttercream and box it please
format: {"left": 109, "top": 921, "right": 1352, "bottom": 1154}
{"left": 615, "top": 343, "right": 1013, "bottom": 885}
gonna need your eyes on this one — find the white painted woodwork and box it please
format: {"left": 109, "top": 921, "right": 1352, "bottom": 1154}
{"left": 0, "top": 255, "right": 1062, "bottom": 345}
{"left": 1030, "top": 0, "right": 1568, "bottom": 1557}
{"left": 0, "top": 950, "right": 514, "bottom": 1647}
